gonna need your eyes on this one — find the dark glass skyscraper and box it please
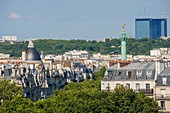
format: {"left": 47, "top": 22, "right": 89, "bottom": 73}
{"left": 135, "top": 18, "right": 167, "bottom": 40}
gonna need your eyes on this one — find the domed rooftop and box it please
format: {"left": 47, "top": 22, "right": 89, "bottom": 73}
{"left": 26, "top": 40, "right": 41, "bottom": 61}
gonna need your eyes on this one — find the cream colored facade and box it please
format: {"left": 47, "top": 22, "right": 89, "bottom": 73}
{"left": 101, "top": 80, "right": 155, "bottom": 91}
{"left": 155, "top": 86, "right": 170, "bottom": 112}
{"left": 2, "top": 35, "right": 17, "bottom": 41}
{"left": 101, "top": 80, "right": 170, "bottom": 112}
{"left": 101, "top": 62, "right": 170, "bottom": 112}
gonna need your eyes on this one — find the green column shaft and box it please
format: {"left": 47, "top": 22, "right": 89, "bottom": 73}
{"left": 121, "top": 40, "right": 126, "bottom": 60}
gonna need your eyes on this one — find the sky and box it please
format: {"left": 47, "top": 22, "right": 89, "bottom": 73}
{"left": 0, "top": 0, "right": 170, "bottom": 40}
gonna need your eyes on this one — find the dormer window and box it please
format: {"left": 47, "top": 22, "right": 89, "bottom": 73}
{"left": 108, "top": 71, "right": 112, "bottom": 78}
{"left": 15, "top": 70, "right": 17, "bottom": 75}
{"left": 146, "top": 71, "right": 152, "bottom": 79}
{"left": 118, "top": 72, "right": 121, "bottom": 76}
{"left": 162, "top": 78, "right": 167, "bottom": 85}
{"left": 136, "top": 71, "right": 142, "bottom": 79}
{"left": 146, "top": 70, "right": 152, "bottom": 75}
{"left": 127, "top": 71, "right": 132, "bottom": 79}
{"left": 115, "top": 72, "right": 122, "bottom": 80}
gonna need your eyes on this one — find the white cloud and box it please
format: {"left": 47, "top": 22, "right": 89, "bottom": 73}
{"left": 8, "top": 12, "right": 21, "bottom": 19}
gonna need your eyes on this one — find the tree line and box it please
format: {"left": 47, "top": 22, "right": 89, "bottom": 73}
{"left": 0, "top": 38, "right": 170, "bottom": 57}
{"left": 0, "top": 67, "right": 161, "bottom": 113}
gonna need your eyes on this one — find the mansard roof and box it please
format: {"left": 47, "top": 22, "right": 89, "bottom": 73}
{"left": 103, "top": 62, "right": 156, "bottom": 81}
{"left": 156, "top": 67, "right": 170, "bottom": 86}
{"left": 107, "top": 62, "right": 155, "bottom": 71}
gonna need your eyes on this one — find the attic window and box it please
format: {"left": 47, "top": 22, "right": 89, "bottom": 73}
{"left": 136, "top": 71, "right": 142, "bottom": 79}
{"left": 162, "top": 78, "right": 167, "bottom": 85}
{"left": 108, "top": 71, "right": 112, "bottom": 78}
{"left": 118, "top": 72, "right": 121, "bottom": 76}
{"left": 146, "top": 71, "right": 152, "bottom": 79}
{"left": 127, "top": 71, "right": 132, "bottom": 79}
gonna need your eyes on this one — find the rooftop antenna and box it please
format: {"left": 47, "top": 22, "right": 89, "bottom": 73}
{"left": 144, "top": 4, "right": 146, "bottom": 17}
{"left": 138, "top": 13, "right": 141, "bottom": 17}
{"left": 161, "top": 11, "right": 164, "bottom": 18}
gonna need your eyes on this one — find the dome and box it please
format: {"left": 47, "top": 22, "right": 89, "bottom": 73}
{"left": 26, "top": 40, "right": 41, "bottom": 61}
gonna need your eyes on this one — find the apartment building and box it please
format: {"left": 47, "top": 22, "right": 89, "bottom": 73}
{"left": 101, "top": 61, "right": 170, "bottom": 112}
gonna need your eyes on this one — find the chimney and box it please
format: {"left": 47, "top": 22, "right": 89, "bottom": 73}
{"left": 157, "top": 61, "right": 160, "bottom": 74}
{"left": 117, "top": 62, "right": 120, "bottom": 69}
{"left": 22, "top": 50, "right": 26, "bottom": 61}
{"left": 41, "top": 51, "right": 44, "bottom": 59}
{"left": 155, "top": 60, "right": 161, "bottom": 80}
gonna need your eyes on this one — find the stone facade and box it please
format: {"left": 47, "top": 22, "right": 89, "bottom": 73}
{"left": 101, "top": 61, "right": 170, "bottom": 112}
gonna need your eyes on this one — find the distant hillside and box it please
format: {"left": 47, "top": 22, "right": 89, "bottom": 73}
{"left": 0, "top": 38, "right": 170, "bottom": 57}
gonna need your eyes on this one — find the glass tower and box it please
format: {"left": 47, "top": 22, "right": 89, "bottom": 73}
{"left": 135, "top": 18, "right": 167, "bottom": 40}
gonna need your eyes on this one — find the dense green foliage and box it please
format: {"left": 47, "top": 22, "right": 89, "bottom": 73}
{"left": 0, "top": 69, "right": 160, "bottom": 113}
{"left": 0, "top": 79, "right": 22, "bottom": 105}
{"left": 1, "top": 38, "right": 170, "bottom": 57}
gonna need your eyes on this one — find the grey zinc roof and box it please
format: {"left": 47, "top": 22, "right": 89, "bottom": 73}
{"left": 156, "top": 67, "right": 170, "bottom": 86}
{"left": 159, "top": 67, "right": 170, "bottom": 76}
{"left": 107, "top": 62, "right": 155, "bottom": 71}
{"left": 26, "top": 47, "right": 41, "bottom": 61}
{"left": 120, "top": 62, "right": 155, "bottom": 70}
{"left": 107, "top": 65, "right": 118, "bottom": 71}
{"left": 25, "top": 39, "right": 41, "bottom": 61}
{"left": 103, "top": 62, "right": 155, "bottom": 81}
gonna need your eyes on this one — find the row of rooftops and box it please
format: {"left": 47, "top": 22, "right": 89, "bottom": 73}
{"left": 108, "top": 62, "right": 155, "bottom": 70}
{"left": 103, "top": 62, "right": 170, "bottom": 86}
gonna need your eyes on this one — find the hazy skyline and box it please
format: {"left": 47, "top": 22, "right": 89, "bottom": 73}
{"left": 0, "top": 0, "right": 170, "bottom": 40}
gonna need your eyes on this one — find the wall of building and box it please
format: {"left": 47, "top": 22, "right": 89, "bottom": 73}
{"left": 101, "top": 80, "right": 155, "bottom": 91}
{"left": 155, "top": 86, "right": 170, "bottom": 112}
{"left": 2, "top": 36, "right": 17, "bottom": 41}
{"left": 157, "top": 100, "right": 170, "bottom": 112}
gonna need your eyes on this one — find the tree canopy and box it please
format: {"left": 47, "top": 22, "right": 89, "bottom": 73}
{"left": 1, "top": 38, "right": 170, "bottom": 57}
{"left": 0, "top": 69, "right": 161, "bottom": 113}
{"left": 0, "top": 79, "right": 22, "bottom": 105}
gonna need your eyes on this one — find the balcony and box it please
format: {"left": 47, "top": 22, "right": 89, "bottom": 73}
{"left": 160, "top": 107, "right": 166, "bottom": 110}
{"left": 155, "top": 94, "right": 170, "bottom": 100}
{"left": 138, "top": 89, "right": 153, "bottom": 96}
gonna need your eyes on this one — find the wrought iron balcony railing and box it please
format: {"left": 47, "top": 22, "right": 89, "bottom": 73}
{"left": 136, "top": 89, "right": 153, "bottom": 96}
{"left": 155, "top": 94, "right": 170, "bottom": 100}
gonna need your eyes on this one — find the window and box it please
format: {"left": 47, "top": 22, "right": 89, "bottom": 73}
{"left": 161, "top": 89, "right": 166, "bottom": 98}
{"left": 136, "top": 71, "right": 142, "bottom": 79}
{"left": 162, "top": 78, "right": 167, "bottom": 85}
{"left": 15, "top": 70, "right": 17, "bottom": 75}
{"left": 146, "top": 71, "right": 152, "bottom": 79}
{"left": 136, "top": 83, "right": 140, "bottom": 92}
{"left": 23, "top": 68, "right": 26, "bottom": 73}
{"left": 118, "top": 72, "right": 121, "bottom": 76}
{"left": 127, "top": 71, "right": 132, "bottom": 79}
{"left": 116, "top": 83, "right": 120, "bottom": 87}
{"left": 126, "top": 83, "right": 130, "bottom": 89}
{"left": 146, "top": 70, "right": 152, "bottom": 75}
{"left": 108, "top": 71, "right": 112, "bottom": 78}
{"left": 106, "top": 84, "right": 110, "bottom": 91}
{"left": 29, "top": 64, "right": 33, "bottom": 69}
{"left": 116, "top": 72, "right": 122, "bottom": 80}
{"left": 161, "top": 101, "right": 165, "bottom": 110}
{"left": 146, "top": 83, "right": 150, "bottom": 92}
